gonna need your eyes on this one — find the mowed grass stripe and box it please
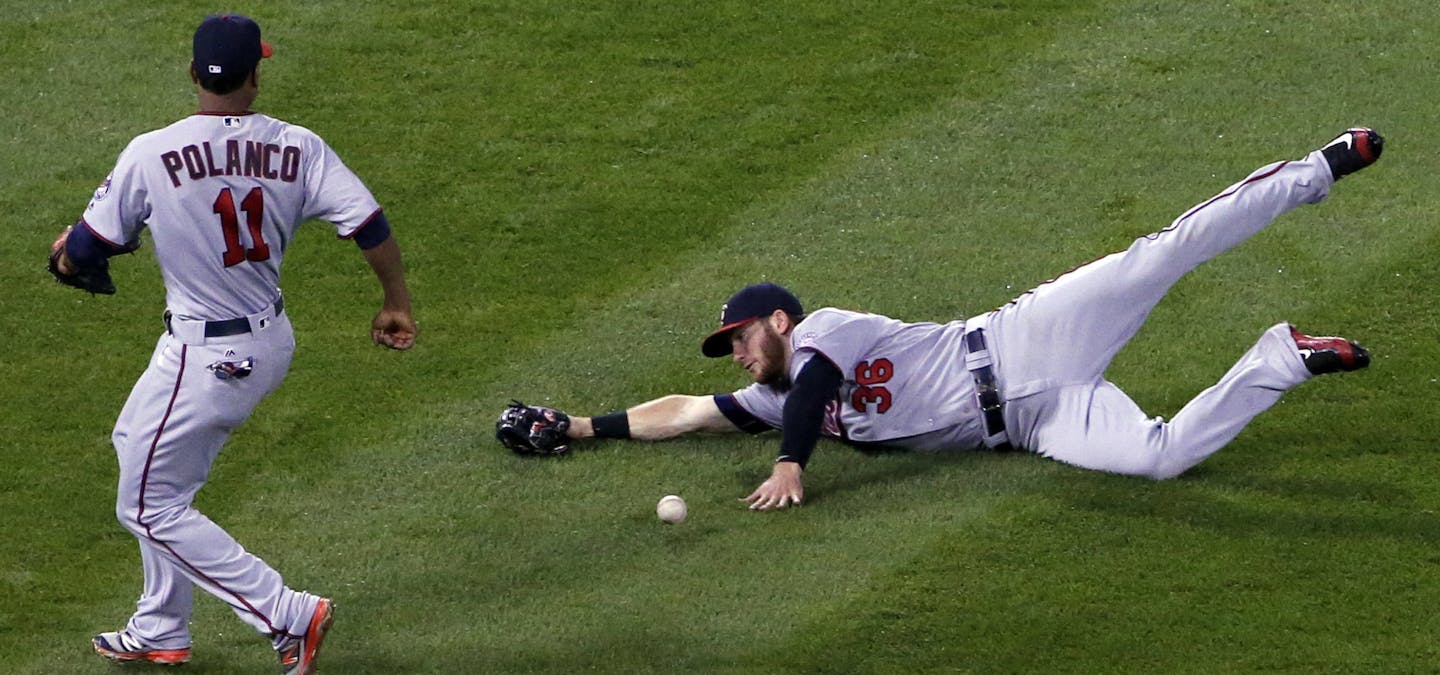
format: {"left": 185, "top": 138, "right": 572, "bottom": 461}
{"left": 193, "top": 4, "right": 1108, "bottom": 672}
{"left": 8, "top": 0, "right": 1440, "bottom": 673}
{"left": 2, "top": 1, "right": 1100, "bottom": 672}
{"left": 738, "top": 0, "right": 1440, "bottom": 671}
{"left": 264, "top": 0, "right": 1434, "bottom": 667}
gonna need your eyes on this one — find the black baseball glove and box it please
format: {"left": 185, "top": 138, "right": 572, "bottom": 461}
{"left": 48, "top": 247, "right": 117, "bottom": 295}
{"left": 496, "top": 400, "right": 572, "bottom": 456}
{"left": 47, "top": 226, "right": 138, "bottom": 296}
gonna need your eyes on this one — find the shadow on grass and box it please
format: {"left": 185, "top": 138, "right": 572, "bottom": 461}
{"left": 1050, "top": 467, "right": 1440, "bottom": 545}
{"left": 729, "top": 444, "right": 1010, "bottom": 509}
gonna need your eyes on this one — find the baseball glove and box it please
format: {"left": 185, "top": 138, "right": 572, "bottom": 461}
{"left": 47, "top": 226, "right": 132, "bottom": 296}
{"left": 496, "top": 400, "right": 572, "bottom": 456}
{"left": 48, "top": 246, "right": 117, "bottom": 295}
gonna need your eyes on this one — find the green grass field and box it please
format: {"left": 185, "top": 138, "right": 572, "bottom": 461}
{"left": 4, "top": 1, "right": 1440, "bottom": 673}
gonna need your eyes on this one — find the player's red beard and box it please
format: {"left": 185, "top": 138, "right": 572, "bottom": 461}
{"left": 752, "top": 323, "right": 790, "bottom": 387}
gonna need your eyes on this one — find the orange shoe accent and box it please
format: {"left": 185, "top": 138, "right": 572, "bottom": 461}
{"left": 279, "top": 598, "right": 335, "bottom": 675}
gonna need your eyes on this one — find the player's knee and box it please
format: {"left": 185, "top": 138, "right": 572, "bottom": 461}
{"left": 1140, "top": 454, "right": 1194, "bottom": 480}
{"left": 1145, "top": 465, "right": 1187, "bottom": 481}
{"left": 113, "top": 499, "right": 145, "bottom": 535}
{"left": 1104, "top": 447, "right": 1189, "bottom": 480}
{"left": 114, "top": 497, "right": 186, "bottom": 535}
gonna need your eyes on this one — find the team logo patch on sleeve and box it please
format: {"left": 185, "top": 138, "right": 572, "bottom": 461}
{"left": 91, "top": 174, "right": 113, "bottom": 202}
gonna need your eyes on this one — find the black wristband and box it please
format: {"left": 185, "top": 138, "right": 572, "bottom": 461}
{"left": 592, "top": 411, "right": 631, "bottom": 439}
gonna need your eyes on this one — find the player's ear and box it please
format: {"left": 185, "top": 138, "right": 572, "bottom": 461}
{"left": 769, "top": 309, "right": 793, "bottom": 334}
{"left": 189, "top": 62, "right": 199, "bottom": 85}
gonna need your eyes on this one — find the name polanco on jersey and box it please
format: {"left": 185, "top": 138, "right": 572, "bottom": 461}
{"left": 161, "top": 139, "right": 301, "bottom": 188}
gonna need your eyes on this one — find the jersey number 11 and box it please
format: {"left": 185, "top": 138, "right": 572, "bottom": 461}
{"left": 213, "top": 187, "right": 271, "bottom": 267}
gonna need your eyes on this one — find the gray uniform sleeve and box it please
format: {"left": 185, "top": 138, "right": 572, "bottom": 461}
{"left": 720, "top": 384, "right": 787, "bottom": 432}
{"left": 787, "top": 308, "right": 879, "bottom": 383}
{"left": 299, "top": 134, "right": 382, "bottom": 236}
{"left": 81, "top": 139, "right": 150, "bottom": 246}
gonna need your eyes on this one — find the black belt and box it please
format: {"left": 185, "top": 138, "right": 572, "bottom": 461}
{"left": 964, "top": 328, "right": 1012, "bottom": 450}
{"left": 166, "top": 297, "right": 284, "bottom": 338}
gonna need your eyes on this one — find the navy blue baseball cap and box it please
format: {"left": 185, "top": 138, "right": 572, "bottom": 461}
{"left": 193, "top": 14, "right": 272, "bottom": 85}
{"left": 701, "top": 282, "right": 804, "bottom": 357}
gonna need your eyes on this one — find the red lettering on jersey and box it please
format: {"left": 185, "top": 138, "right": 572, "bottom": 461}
{"left": 214, "top": 187, "right": 271, "bottom": 266}
{"left": 821, "top": 399, "right": 843, "bottom": 437}
{"left": 851, "top": 358, "right": 895, "bottom": 414}
{"left": 161, "top": 151, "right": 184, "bottom": 187}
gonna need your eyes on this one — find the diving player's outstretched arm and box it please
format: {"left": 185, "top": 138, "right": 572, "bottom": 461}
{"left": 497, "top": 393, "right": 755, "bottom": 456}
{"left": 569, "top": 394, "right": 741, "bottom": 441}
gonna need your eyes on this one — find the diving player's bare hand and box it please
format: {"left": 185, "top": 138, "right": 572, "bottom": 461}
{"left": 743, "top": 461, "right": 804, "bottom": 510}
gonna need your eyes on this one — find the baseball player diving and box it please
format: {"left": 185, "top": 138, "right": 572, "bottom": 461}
{"left": 498, "top": 128, "right": 1382, "bottom": 511}
{"left": 48, "top": 15, "right": 416, "bottom": 674}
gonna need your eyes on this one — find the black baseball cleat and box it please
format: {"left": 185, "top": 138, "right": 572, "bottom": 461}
{"left": 1290, "top": 325, "right": 1371, "bottom": 375}
{"left": 1319, "top": 127, "right": 1383, "bottom": 180}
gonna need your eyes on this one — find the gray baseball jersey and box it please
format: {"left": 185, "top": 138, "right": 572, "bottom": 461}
{"left": 83, "top": 113, "right": 381, "bottom": 319}
{"left": 726, "top": 309, "right": 988, "bottom": 451}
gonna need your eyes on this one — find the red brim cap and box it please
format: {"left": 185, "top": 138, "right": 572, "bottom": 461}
{"left": 701, "top": 318, "right": 758, "bottom": 358}
{"left": 261, "top": 41, "right": 273, "bottom": 58}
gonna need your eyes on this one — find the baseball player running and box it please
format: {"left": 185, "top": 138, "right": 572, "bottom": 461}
{"left": 497, "top": 128, "right": 1381, "bottom": 511}
{"left": 49, "top": 15, "right": 416, "bottom": 673}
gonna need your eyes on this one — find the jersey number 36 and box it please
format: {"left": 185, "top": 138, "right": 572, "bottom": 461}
{"left": 851, "top": 358, "right": 894, "bottom": 414}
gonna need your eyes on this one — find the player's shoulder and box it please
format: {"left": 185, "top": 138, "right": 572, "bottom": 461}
{"left": 243, "top": 114, "right": 329, "bottom": 146}
{"left": 792, "top": 307, "right": 896, "bottom": 352}
{"left": 806, "top": 307, "right": 865, "bottom": 320}
{"left": 798, "top": 307, "right": 891, "bottom": 330}
{"left": 122, "top": 114, "right": 311, "bottom": 147}
{"left": 123, "top": 118, "right": 194, "bottom": 152}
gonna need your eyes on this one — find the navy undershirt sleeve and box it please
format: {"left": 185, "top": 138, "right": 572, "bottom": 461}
{"left": 65, "top": 222, "right": 129, "bottom": 269}
{"left": 777, "top": 353, "right": 844, "bottom": 469}
{"left": 352, "top": 211, "right": 392, "bottom": 250}
{"left": 713, "top": 394, "right": 772, "bottom": 434}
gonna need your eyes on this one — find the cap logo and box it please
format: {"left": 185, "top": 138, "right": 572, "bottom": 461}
{"left": 719, "top": 303, "right": 728, "bottom": 323}
{"left": 208, "top": 65, "right": 222, "bottom": 74}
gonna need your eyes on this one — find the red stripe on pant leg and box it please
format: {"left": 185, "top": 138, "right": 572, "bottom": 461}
{"left": 1170, "top": 161, "right": 1290, "bottom": 228}
{"left": 134, "top": 342, "right": 283, "bottom": 634}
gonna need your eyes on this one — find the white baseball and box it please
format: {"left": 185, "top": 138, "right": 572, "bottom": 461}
{"left": 656, "top": 495, "right": 687, "bottom": 524}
